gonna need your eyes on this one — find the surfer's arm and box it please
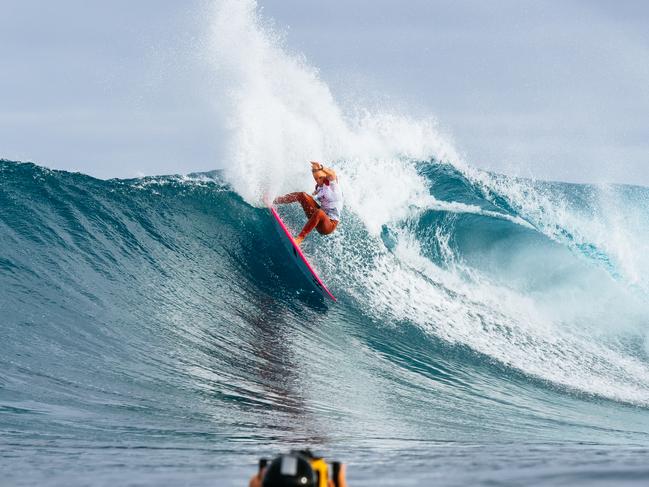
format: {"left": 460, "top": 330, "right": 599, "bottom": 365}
{"left": 322, "top": 167, "right": 337, "bottom": 181}
{"left": 310, "top": 161, "right": 337, "bottom": 181}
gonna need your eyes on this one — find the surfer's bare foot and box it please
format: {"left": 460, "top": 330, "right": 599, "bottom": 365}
{"left": 294, "top": 236, "right": 304, "bottom": 246}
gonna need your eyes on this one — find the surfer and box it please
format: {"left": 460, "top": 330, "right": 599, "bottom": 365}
{"left": 273, "top": 161, "right": 343, "bottom": 246}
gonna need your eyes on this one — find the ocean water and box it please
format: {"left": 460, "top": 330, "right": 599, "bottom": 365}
{"left": 2, "top": 159, "right": 649, "bottom": 486}
{"left": 3, "top": 1, "right": 649, "bottom": 485}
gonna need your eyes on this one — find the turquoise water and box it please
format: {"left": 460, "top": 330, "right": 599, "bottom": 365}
{"left": 2, "top": 159, "right": 649, "bottom": 485}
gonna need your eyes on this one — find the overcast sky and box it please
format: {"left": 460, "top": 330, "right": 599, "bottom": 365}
{"left": 1, "top": 0, "right": 648, "bottom": 185}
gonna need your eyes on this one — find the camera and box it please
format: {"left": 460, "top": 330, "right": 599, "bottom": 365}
{"left": 259, "top": 449, "right": 341, "bottom": 487}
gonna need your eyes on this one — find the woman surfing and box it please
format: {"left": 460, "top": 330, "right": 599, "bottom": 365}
{"left": 273, "top": 161, "right": 343, "bottom": 246}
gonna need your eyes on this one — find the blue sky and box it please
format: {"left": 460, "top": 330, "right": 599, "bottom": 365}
{"left": 1, "top": 0, "right": 648, "bottom": 184}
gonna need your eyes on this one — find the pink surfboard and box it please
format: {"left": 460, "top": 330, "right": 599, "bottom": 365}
{"left": 269, "top": 206, "right": 337, "bottom": 302}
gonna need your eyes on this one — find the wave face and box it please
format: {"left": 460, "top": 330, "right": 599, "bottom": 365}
{"left": 2, "top": 159, "right": 649, "bottom": 486}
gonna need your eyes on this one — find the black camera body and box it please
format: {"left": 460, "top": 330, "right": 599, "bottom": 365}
{"left": 259, "top": 449, "right": 341, "bottom": 487}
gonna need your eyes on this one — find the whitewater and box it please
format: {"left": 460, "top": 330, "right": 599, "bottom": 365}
{"left": 2, "top": 1, "right": 649, "bottom": 485}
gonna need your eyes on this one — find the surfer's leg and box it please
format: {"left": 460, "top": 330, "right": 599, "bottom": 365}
{"left": 297, "top": 209, "right": 327, "bottom": 241}
{"left": 297, "top": 193, "right": 319, "bottom": 218}
{"left": 297, "top": 210, "right": 339, "bottom": 241}
{"left": 274, "top": 192, "right": 319, "bottom": 218}
{"left": 317, "top": 218, "right": 338, "bottom": 235}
